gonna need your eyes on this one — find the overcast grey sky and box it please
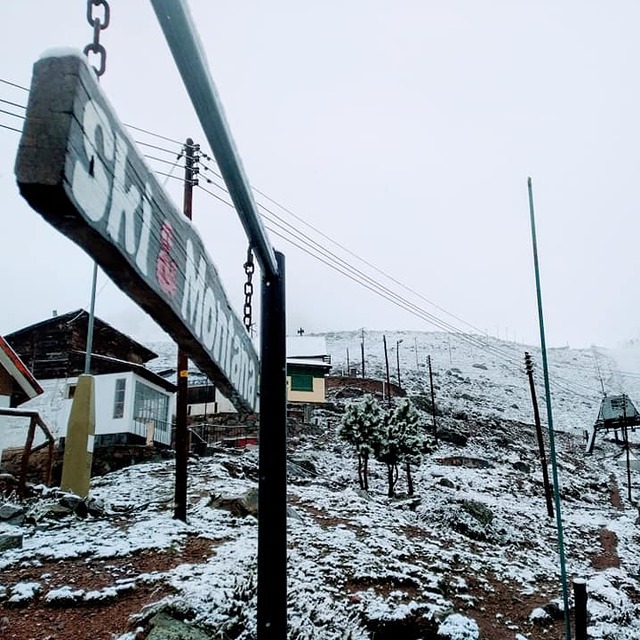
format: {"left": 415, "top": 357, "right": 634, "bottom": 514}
{"left": 1, "top": 1, "right": 639, "bottom": 349}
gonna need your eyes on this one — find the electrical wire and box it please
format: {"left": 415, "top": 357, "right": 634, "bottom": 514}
{"left": 0, "top": 78, "right": 28, "bottom": 92}
{"left": 0, "top": 122, "right": 22, "bottom": 134}
{"left": 0, "top": 77, "right": 604, "bottom": 405}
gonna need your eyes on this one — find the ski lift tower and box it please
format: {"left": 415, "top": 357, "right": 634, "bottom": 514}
{"left": 585, "top": 394, "right": 640, "bottom": 454}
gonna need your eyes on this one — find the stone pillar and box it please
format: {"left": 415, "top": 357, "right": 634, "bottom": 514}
{"left": 60, "top": 374, "right": 95, "bottom": 497}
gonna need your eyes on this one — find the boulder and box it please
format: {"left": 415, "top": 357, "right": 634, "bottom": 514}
{"left": 0, "top": 526, "right": 22, "bottom": 552}
{"left": 210, "top": 488, "right": 258, "bottom": 517}
{"left": 146, "top": 612, "right": 213, "bottom": 640}
{"left": 0, "top": 504, "right": 25, "bottom": 523}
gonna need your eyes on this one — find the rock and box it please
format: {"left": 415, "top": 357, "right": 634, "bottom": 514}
{"left": 438, "top": 478, "right": 455, "bottom": 489}
{"left": 0, "top": 525, "right": 23, "bottom": 552}
{"left": 59, "top": 494, "right": 84, "bottom": 511}
{"left": 210, "top": 488, "right": 258, "bottom": 517}
{"left": 287, "top": 505, "right": 303, "bottom": 521}
{"left": 86, "top": 498, "right": 106, "bottom": 518}
{"left": 543, "top": 601, "right": 565, "bottom": 620}
{"left": 513, "top": 461, "right": 531, "bottom": 474}
{"left": 438, "top": 430, "right": 468, "bottom": 446}
{"left": 472, "top": 363, "right": 488, "bottom": 370}
{"left": 146, "top": 612, "right": 213, "bottom": 640}
{"left": 289, "top": 456, "right": 317, "bottom": 475}
{"left": 461, "top": 500, "right": 494, "bottom": 525}
{"left": 31, "top": 503, "right": 73, "bottom": 521}
{"left": 0, "top": 504, "right": 25, "bottom": 522}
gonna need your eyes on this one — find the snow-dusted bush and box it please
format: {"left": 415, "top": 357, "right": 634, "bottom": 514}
{"left": 437, "top": 612, "right": 480, "bottom": 639}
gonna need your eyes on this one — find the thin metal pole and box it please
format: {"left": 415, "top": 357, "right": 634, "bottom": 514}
{"left": 361, "top": 328, "right": 365, "bottom": 378}
{"left": 396, "top": 340, "right": 402, "bottom": 388}
{"left": 528, "top": 177, "right": 571, "bottom": 639}
{"left": 525, "top": 351, "right": 554, "bottom": 518}
{"left": 174, "top": 138, "right": 195, "bottom": 523}
{"left": 84, "top": 262, "right": 98, "bottom": 374}
{"left": 149, "top": 0, "right": 278, "bottom": 278}
{"left": 258, "top": 251, "right": 287, "bottom": 639}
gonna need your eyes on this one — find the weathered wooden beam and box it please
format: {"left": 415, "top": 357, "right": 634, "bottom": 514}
{"left": 16, "top": 52, "right": 259, "bottom": 412}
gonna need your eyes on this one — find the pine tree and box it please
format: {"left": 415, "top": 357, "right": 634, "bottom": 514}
{"left": 374, "top": 399, "right": 426, "bottom": 498}
{"left": 392, "top": 399, "right": 426, "bottom": 496}
{"left": 338, "top": 395, "right": 382, "bottom": 491}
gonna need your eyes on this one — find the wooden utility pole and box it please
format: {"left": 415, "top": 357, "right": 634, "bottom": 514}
{"left": 383, "top": 335, "right": 391, "bottom": 407}
{"left": 174, "top": 137, "right": 196, "bottom": 522}
{"left": 524, "top": 352, "right": 554, "bottom": 518}
{"left": 623, "top": 394, "right": 632, "bottom": 502}
{"left": 428, "top": 355, "right": 437, "bottom": 445}
{"left": 396, "top": 339, "right": 403, "bottom": 388}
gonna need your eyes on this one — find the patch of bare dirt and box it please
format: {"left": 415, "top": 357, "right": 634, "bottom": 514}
{"left": 0, "top": 535, "right": 217, "bottom": 640}
{"left": 451, "top": 573, "right": 567, "bottom": 640}
{"left": 590, "top": 527, "right": 620, "bottom": 569}
{"left": 609, "top": 473, "right": 623, "bottom": 508}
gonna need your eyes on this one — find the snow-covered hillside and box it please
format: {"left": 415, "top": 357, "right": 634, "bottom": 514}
{"left": 2, "top": 330, "right": 640, "bottom": 639}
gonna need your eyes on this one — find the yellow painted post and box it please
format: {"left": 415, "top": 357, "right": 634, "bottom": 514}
{"left": 60, "top": 374, "right": 95, "bottom": 497}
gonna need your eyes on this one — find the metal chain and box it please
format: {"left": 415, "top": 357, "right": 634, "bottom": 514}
{"left": 243, "top": 247, "right": 255, "bottom": 334}
{"left": 84, "top": 0, "right": 110, "bottom": 77}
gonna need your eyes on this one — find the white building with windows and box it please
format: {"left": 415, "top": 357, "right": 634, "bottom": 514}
{"left": 2, "top": 310, "right": 176, "bottom": 452}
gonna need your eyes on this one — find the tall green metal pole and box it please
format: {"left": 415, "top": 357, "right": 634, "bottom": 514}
{"left": 528, "top": 177, "right": 571, "bottom": 639}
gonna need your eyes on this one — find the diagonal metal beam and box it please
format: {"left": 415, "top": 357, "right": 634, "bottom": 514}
{"left": 149, "top": 0, "right": 279, "bottom": 279}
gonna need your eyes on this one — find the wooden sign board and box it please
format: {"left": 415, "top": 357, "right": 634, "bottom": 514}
{"left": 15, "top": 52, "right": 259, "bottom": 412}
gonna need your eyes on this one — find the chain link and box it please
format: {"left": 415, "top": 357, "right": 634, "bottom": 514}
{"left": 84, "top": 0, "right": 110, "bottom": 77}
{"left": 243, "top": 247, "right": 255, "bottom": 334}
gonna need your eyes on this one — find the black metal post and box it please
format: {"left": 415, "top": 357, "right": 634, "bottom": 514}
{"left": 258, "top": 251, "right": 287, "bottom": 639}
{"left": 174, "top": 137, "right": 195, "bottom": 522}
{"left": 573, "top": 579, "right": 587, "bottom": 640}
{"left": 360, "top": 328, "right": 365, "bottom": 378}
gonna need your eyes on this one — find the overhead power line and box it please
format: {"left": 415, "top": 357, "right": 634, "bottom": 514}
{"left": 0, "top": 76, "right": 603, "bottom": 405}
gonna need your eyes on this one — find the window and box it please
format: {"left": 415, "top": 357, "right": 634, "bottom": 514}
{"left": 290, "top": 374, "right": 314, "bottom": 392}
{"left": 113, "top": 378, "right": 126, "bottom": 419}
{"left": 66, "top": 384, "right": 77, "bottom": 400}
{"left": 134, "top": 381, "right": 170, "bottom": 433}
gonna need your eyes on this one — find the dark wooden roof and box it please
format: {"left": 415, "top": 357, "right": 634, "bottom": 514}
{"left": 5, "top": 310, "right": 159, "bottom": 380}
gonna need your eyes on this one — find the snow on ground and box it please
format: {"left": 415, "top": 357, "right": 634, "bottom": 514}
{"left": 2, "top": 330, "right": 640, "bottom": 638}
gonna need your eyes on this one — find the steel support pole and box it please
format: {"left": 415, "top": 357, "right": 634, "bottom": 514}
{"left": 258, "top": 251, "right": 287, "bottom": 639}
{"left": 528, "top": 177, "right": 571, "bottom": 639}
{"left": 149, "top": 0, "right": 278, "bottom": 279}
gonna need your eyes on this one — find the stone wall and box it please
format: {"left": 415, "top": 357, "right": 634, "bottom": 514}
{"left": 326, "top": 376, "right": 405, "bottom": 398}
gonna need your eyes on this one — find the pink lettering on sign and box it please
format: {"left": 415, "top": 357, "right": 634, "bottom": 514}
{"left": 156, "top": 221, "right": 178, "bottom": 298}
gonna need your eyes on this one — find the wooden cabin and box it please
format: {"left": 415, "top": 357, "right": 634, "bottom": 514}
{"left": 4, "top": 310, "right": 175, "bottom": 448}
